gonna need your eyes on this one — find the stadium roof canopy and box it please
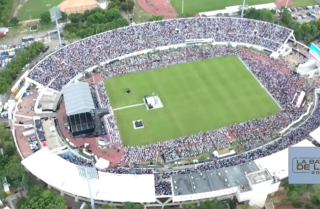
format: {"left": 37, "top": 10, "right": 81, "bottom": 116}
{"left": 254, "top": 139, "right": 315, "bottom": 180}
{"left": 21, "top": 148, "right": 156, "bottom": 202}
{"left": 172, "top": 162, "right": 259, "bottom": 202}
{"left": 62, "top": 82, "right": 95, "bottom": 116}
{"left": 309, "top": 127, "right": 320, "bottom": 143}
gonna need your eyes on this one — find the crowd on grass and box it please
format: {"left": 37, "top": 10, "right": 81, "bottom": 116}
{"left": 29, "top": 17, "right": 320, "bottom": 195}
{"left": 28, "top": 17, "right": 292, "bottom": 91}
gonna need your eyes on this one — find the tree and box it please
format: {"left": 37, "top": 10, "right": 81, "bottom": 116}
{"left": 20, "top": 185, "right": 67, "bottom": 209}
{"left": 287, "top": 190, "right": 298, "bottom": 200}
{"left": 183, "top": 203, "right": 197, "bottom": 209}
{"left": 3, "top": 141, "right": 15, "bottom": 156}
{"left": 64, "top": 7, "right": 129, "bottom": 39}
{"left": 40, "top": 11, "right": 51, "bottom": 24}
{"left": 243, "top": 8, "right": 274, "bottom": 23}
{"left": 9, "top": 17, "right": 19, "bottom": 26}
{"left": 236, "top": 205, "right": 261, "bottom": 209}
{"left": 4, "top": 157, "right": 26, "bottom": 187}
{"left": 148, "top": 15, "right": 164, "bottom": 21}
{"left": 0, "top": 0, "right": 15, "bottom": 25}
{"left": 0, "top": 191, "right": 7, "bottom": 200}
{"left": 199, "top": 199, "right": 224, "bottom": 209}
{"left": 123, "top": 202, "right": 143, "bottom": 209}
{"left": 0, "top": 42, "right": 44, "bottom": 94}
{"left": 311, "top": 184, "right": 320, "bottom": 205}
{"left": 100, "top": 205, "right": 118, "bottom": 209}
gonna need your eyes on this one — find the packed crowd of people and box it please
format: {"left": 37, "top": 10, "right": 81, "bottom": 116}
{"left": 29, "top": 17, "right": 320, "bottom": 196}
{"left": 90, "top": 45, "right": 306, "bottom": 165}
{"left": 57, "top": 44, "right": 320, "bottom": 195}
{"left": 28, "top": 17, "right": 292, "bottom": 91}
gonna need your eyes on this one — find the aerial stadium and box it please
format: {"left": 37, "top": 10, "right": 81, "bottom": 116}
{"left": 8, "top": 17, "right": 320, "bottom": 208}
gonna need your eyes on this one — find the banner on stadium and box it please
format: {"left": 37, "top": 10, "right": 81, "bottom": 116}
{"left": 289, "top": 147, "right": 320, "bottom": 184}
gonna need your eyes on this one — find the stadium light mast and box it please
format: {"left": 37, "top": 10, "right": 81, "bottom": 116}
{"left": 49, "top": 6, "right": 63, "bottom": 47}
{"left": 241, "top": 0, "right": 246, "bottom": 18}
{"left": 78, "top": 165, "right": 98, "bottom": 209}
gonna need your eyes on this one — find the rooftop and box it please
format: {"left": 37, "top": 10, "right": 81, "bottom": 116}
{"left": 172, "top": 162, "right": 259, "bottom": 196}
{"left": 247, "top": 170, "right": 272, "bottom": 185}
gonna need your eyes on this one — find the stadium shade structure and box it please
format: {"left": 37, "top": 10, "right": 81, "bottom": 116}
{"left": 21, "top": 147, "right": 156, "bottom": 203}
{"left": 21, "top": 140, "right": 314, "bottom": 206}
{"left": 309, "top": 126, "right": 320, "bottom": 144}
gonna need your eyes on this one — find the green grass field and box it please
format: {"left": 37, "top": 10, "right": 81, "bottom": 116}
{"left": 170, "top": 0, "right": 317, "bottom": 15}
{"left": 170, "top": 0, "right": 273, "bottom": 14}
{"left": 17, "top": 0, "right": 64, "bottom": 21}
{"left": 105, "top": 56, "right": 280, "bottom": 146}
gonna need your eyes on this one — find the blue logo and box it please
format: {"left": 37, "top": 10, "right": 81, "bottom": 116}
{"left": 289, "top": 147, "right": 320, "bottom": 184}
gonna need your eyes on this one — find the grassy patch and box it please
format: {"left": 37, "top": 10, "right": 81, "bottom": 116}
{"left": 132, "top": 0, "right": 152, "bottom": 23}
{"left": 17, "top": 0, "right": 64, "bottom": 21}
{"left": 0, "top": 23, "right": 55, "bottom": 39}
{"left": 105, "top": 56, "right": 280, "bottom": 146}
{"left": 170, "top": 0, "right": 275, "bottom": 15}
{"left": 292, "top": 0, "right": 317, "bottom": 7}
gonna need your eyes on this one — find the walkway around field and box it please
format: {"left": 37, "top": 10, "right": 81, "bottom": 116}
{"left": 113, "top": 103, "right": 145, "bottom": 111}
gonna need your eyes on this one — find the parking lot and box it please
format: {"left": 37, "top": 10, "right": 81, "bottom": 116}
{"left": 278, "top": 5, "right": 320, "bottom": 23}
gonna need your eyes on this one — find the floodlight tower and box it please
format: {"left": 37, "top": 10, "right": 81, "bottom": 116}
{"left": 49, "top": 6, "right": 63, "bottom": 47}
{"left": 77, "top": 165, "right": 98, "bottom": 209}
{"left": 241, "top": 0, "right": 246, "bottom": 18}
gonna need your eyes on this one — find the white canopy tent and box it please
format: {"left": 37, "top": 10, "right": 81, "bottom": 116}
{"left": 95, "top": 158, "right": 110, "bottom": 170}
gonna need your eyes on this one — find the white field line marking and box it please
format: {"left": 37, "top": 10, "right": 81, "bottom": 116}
{"left": 113, "top": 103, "right": 145, "bottom": 111}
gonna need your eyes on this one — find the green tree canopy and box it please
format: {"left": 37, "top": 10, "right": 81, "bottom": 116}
{"left": 40, "top": 11, "right": 51, "bottom": 24}
{"left": 0, "top": 0, "right": 16, "bottom": 26}
{"left": 311, "top": 184, "right": 320, "bottom": 205}
{"left": 236, "top": 205, "right": 261, "bottom": 209}
{"left": 0, "top": 42, "right": 44, "bottom": 94}
{"left": 64, "top": 6, "right": 129, "bottom": 39}
{"left": 100, "top": 204, "right": 119, "bottom": 209}
{"left": 199, "top": 199, "right": 224, "bottom": 209}
{"left": 123, "top": 202, "right": 143, "bottom": 209}
{"left": 149, "top": 15, "right": 164, "bottom": 21}
{"left": 244, "top": 8, "right": 275, "bottom": 23}
{"left": 183, "top": 203, "right": 197, "bottom": 209}
{"left": 20, "top": 185, "right": 67, "bottom": 209}
{"left": 9, "top": 17, "right": 19, "bottom": 26}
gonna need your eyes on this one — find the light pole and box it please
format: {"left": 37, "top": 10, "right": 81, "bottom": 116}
{"left": 78, "top": 165, "right": 98, "bottom": 209}
{"left": 182, "top": 0, "right": 184, "bottom": 14}
{"left": 241, "top": 0, "right": 246, "bottom": 18}
{"left": 50, "top": 7, "right": 63, "bottom": 47}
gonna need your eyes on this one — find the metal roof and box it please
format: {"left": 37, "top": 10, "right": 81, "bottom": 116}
{"left": 62, "top": 82, "right": 95, "bottom": 116}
